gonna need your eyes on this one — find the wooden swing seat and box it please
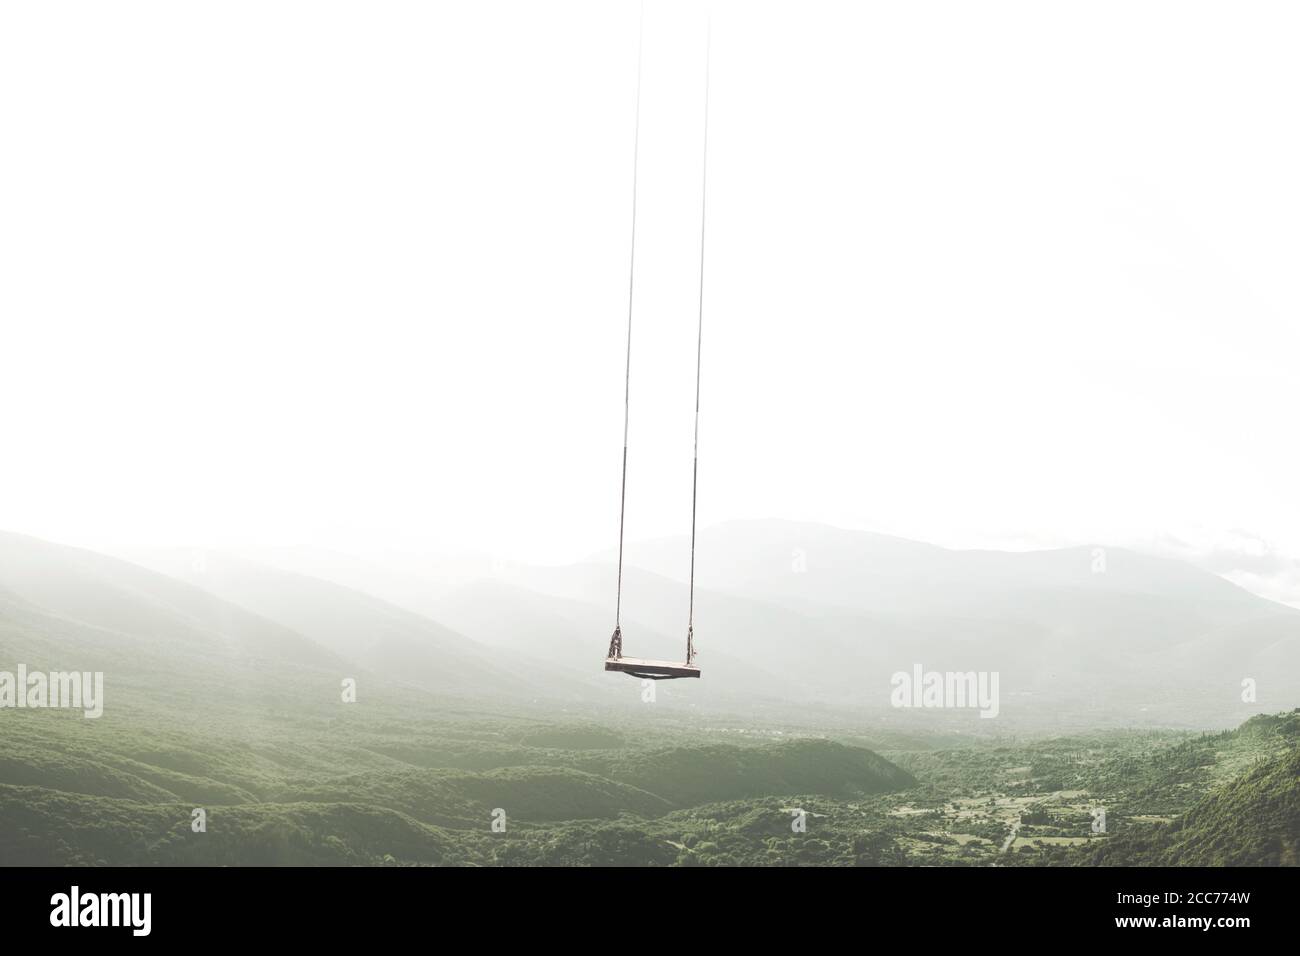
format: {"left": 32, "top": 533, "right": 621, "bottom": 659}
{"left": 604, "top": 656, "right": 701, "bottom": 680}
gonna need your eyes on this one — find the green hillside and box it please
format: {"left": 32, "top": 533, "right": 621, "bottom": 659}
{"left": 1, "top": 530, "right": 1296, "bottom": 867}
{"left": 1086, "top": 716, "right": 1300, "bottom": 866}
{"left": 594, "top": 739, "right": 916, "bottom": 806}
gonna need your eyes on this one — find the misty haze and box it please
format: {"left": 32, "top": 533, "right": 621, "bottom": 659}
{"left": 0, "top": 0, "right": 1297, "bottom": 893}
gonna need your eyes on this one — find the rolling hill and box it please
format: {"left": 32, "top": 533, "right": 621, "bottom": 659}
{"left": 0, "top": 530, "right": 337, "bottom": 670}
{"left": 119, "top": 548, "right": 577, "bottom": 700}
{"left": 1086, "top": 712, "right": 1300, "bottom": 866}
{"left": 198, "top": 519, "right": 1300, "bottom": 723}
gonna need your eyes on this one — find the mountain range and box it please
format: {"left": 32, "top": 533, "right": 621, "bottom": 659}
{"left": 0, "top": 519, "right": 1292, "bottom": 725}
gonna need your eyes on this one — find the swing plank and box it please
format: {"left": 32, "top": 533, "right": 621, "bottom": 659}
{"left": 604, "top": 657, "right": 700, "bottom": 680}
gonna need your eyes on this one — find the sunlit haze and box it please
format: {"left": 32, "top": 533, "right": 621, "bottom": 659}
{"left": 3, "top": 1, "right": 1298, "bottom": 602}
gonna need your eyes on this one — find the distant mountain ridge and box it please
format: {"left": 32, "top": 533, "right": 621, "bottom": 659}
{"left": 495, "top": 520, "right": 1300, "bottom": 722}
{"left": 120, "top": 548, "right": 577, "bottom": 700}
{"left": 5, "top": 520, "right": 1297, "bottom": 724}
{"left": 0, "top": 530, "right": 338, "bottom": 671}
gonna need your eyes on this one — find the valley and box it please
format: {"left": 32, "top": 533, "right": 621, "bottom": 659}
{"left": 0, "top": 523, "right": 1297, "bottom": 866}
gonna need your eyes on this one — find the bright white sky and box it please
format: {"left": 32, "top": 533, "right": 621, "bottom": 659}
{"left": 2, "top": 1, "right": 1299, "bottom": 595}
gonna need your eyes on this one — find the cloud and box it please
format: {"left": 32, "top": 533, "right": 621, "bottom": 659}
{"left": 1146, "top": 528, "right": 1300, "bottom": 608}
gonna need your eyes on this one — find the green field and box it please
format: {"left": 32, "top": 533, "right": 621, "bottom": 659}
{"left": 3, "top": 668, "right": 1295, "bottom": 865}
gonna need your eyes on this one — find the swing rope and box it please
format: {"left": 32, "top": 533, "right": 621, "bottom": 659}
{"left": 609, "top": 10, "right": 711, "bottom": 671}
{"left": 608, "top": 1, "right": 644, "bottom": 662}
{"left": 686, "top": 20, "right": 711, "bottom": 666}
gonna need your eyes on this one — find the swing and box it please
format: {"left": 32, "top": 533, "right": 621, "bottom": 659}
{"left": 604, "top": 12, "right": 709, "bottom": 682}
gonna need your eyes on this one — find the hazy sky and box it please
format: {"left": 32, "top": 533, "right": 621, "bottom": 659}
{"left": 2, "top": 1, "right": 1298, "bottom": 597}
